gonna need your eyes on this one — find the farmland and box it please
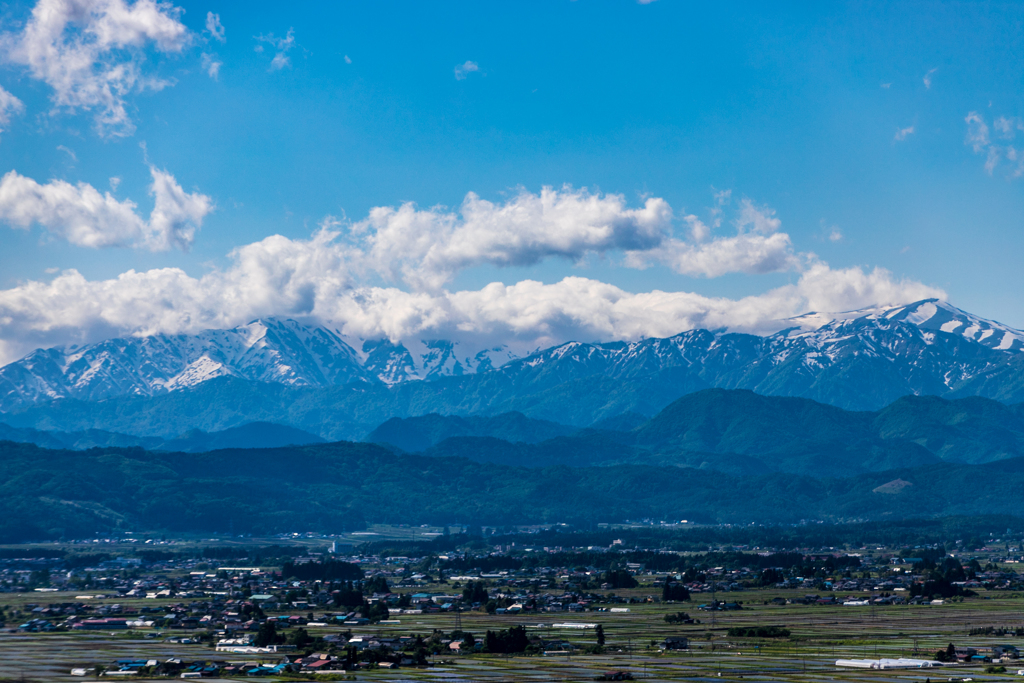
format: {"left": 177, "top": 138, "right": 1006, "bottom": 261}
{"left": 0, "top": 556, "right": 1022, "bottom": 682}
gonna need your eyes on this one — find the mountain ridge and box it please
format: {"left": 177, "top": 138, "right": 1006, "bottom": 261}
{"left": 5, "top": 299, "right": 1024, "bottom": 422}
{"left": 0, "top": 420, "right": 325, "bottom": 453}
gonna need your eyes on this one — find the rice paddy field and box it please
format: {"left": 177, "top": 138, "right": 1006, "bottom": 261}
{"left": 1, "top": 586, "right": 1022, "bottom": 682}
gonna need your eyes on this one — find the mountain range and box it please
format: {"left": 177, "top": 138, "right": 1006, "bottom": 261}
{"left": 370, "top": 389, "right": 1024, "bottom": 478}
{"left": 4, "top": 388, "right": 1024, "bottom": 480}
{"left": 5, "top": 298, "right": 1024, "bottom": 440}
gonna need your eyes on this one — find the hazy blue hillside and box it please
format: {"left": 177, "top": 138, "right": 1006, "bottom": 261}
{"left": 156, "top": 422, "right": 325, "bottom": 452}
{"left": 0, "top": 422, "right": 161, "bottom": 450}
{"left": 631, "top": 389, "right": 872, "bottom": 453}
{"left": 414, "top": 389, "right": 1024, "bottom": 477}
{"left": 588, "top": 411, "right": 650, "bottom": 432}
{"left": 871, "top": 395, "right": 1024, "bottom": 463}
{"left": 0, "top": 419, "right": 323, "bottom": 453}
{"left": 8, "top": 388, "right": 1024, "bottom": 478}
{"left": 365, "top": 412, "right": 577, "bottom": 451}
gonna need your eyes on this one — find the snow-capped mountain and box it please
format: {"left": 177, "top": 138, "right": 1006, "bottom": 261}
{"left": 782, "top": 299, "right": 1024, "bottom": 352}
{"left": 0, "top": 319, "right": 372, "bottom": 409}
{"left": 0, "top": 317, "right": 524, "bottom": 410}
{"left": 2, "top": 298, "right": 1023, "bottom": 414}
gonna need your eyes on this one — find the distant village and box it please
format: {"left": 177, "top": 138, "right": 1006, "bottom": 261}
{"left": 0, "top": 531, "right": 1020, "bottom": 677}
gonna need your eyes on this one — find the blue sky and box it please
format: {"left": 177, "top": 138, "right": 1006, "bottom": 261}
{"left": 0, "top": 0, "right": 1022, "bottom": 363}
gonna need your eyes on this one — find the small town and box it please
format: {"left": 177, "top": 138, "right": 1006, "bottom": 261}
{"left": 0, "top": 528, "right": 1018, "bottom": 679}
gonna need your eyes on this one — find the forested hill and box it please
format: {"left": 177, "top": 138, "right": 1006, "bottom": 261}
{"left": 375, "top": 390, "right": 1024, "bottom": 477}
{"left": 1, "top": 439, "right": 1024, "bottom": 542}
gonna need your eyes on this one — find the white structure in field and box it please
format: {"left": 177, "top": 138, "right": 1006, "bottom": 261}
{"left": 836, "top": 659, "right": 941, "bottom": 669}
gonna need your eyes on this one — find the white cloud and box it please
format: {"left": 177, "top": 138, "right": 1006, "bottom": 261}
{"left": 256, "top": 28, "right": 294, "bottom": 71}
{"left": 923, "top": 68, "right": 937, "bottom": 89}
{"left": 454, "top": 60, "right": 480, "bottom": 80}
{"left": 344, "top": 55, "right": 352, "bottom": 64}
{"left": 0, "top": 186, "right": 946, "bottom": 365}
{"left": 205, "top": 12, "right": 225, "bottom": 42}
{"left": 628, "top": 232, "right": 799, "bottom": 278}
{"left": 0, "top": 0, "right": 191, "bottom": 137}
{"left": 352, "top": 188, "right": 818, "bottom": 286}
{"left": 894, "top": 125, "right": 914, "bottom": 141}
{"left": 0, "top": 164, "right": 211, "bottom": 250}
{"left": 828, "top": 227, "right": 843, "bottom": 242}
{"left": 965, "top": 111, "right": 990, "bottom": 152}
{"left": 626, "top": 198, "right": 802, "bottom": 277}
{"left": 56, "top": 144, "right": 77, "bottom": 163}
{"left": 880, "top": 82, "right": 891, "bottom": 89}
{"left": 353, "top": 186, "right": 673, "bottom": 290}
{"left": 201, "top": 52, "right": 221, "bottom": 80}
{"left": 0, "top": 85, "right": 25, "bottom": 139}
{"left": 0, "top": 234, "right": 945, "bottom": 366}
{"left": 734, "top": 198, "right": 781, "bottom": 234}
{"left": 147, "top": 167, "right": 214, "bottom": 251}
{"left": 994, "top": 116, "right": 1023, "bottom": 138}
{"left": 965, "top": 111, "right": 1024, "bottom": 177}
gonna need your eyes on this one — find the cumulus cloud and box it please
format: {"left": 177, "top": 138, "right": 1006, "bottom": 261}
{"left": 0, "top": 0, "right": 191, "bottom": 137}
{"left": 454, "top": 60, "right": 479, "bottom": 80}
{"left": 894, "top": 125, "right": 914, "bottom": 141}
{"left": 0, "top": 228, "right": 945, "bottom": 366}
{"left": 626, "top": 198, "right": 800, "bottom": 277}
{"left": 0, "top": 186, "right": 946, "bottom": 365}
{"left": 205, "top": 12, "right": 225, "bottom": 42}
{"left": 353, "top": 186, "right": 672, "bottom": 290}
{"left": 255, "top": 28, "right": 294, "bottom": 71}
{"left": 0, "top": 85, "right": 25, "bottom": 139}
{"left": 965, "top": 111, "right": 1024, "bottom": 177}
{"left": 351, "top": 188, "right": 806, "bottom": 288}
{"left": 0, "top": 165, "right": 212, "bottom": 250}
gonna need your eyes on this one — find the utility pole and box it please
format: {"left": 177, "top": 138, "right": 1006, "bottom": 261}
{"left": 711, "top": 581, "right": 717, "bottom": 629}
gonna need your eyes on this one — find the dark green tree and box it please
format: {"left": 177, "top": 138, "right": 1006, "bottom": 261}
{"left": 365, "top": 575, "right": 390, "bottom": 594}
{"left": 288, "top": 627, "right": 313, "bottom": 648}
{"left": 254, "top": 620, "right": 279, "bottom": 647}
{"left": 662, "top": 581, "right": 690, "bottom": 601}
{"left": 462, "top": 581, "right": 488, "bottom": 604}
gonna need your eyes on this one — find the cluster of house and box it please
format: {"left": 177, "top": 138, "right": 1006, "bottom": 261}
{"left": 76, "top": 653, "right": 401, "bottom": 677}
